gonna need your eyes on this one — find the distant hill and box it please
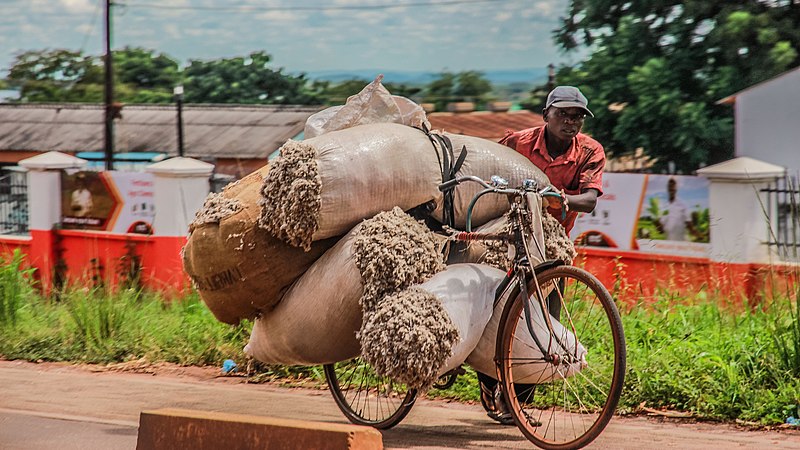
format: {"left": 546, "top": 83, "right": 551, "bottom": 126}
{"left": 299, "top": 68, "right": 549, "bottom": 86}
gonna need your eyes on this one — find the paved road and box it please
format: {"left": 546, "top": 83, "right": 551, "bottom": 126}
{"left": 0, "top": 360, "right": 798, "bottom": 449}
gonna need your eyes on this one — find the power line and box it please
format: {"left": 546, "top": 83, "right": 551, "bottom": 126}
{"left": 79, "top": 0, "right": 104, "bottom": 53}
{"left": 118, "top": 0, "right": 520, "bottom": 13}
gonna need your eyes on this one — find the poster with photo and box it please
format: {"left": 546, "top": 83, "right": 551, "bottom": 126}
{"left": 61, "top": 171, "right": 155, "bottom": 234}
{"left": 571, "top": 173, "right": 711, "bottom": 258}
{"left": 634, "top": 174, "right": 710, "bottom": 257}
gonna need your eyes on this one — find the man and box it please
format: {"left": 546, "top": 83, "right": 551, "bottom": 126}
{"left": 658, "top": 177, "right": 690, "bottom": 241}
{"left": 478, "top": 85, "right": 607, "bottom": 425}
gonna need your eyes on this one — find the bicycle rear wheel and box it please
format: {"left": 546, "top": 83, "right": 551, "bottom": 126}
{"left": 324, "top": 358, "right": 417, "bottom": 429}
{"left": 497, "top": 265, "right": 626, "bottom": 450}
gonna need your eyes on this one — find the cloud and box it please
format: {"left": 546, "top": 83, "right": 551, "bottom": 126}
{"left": 2, "top": 0, "right": 572, "bottom": 73}
{"left": 58, "top": 0, "right": 95, "bottom": 14}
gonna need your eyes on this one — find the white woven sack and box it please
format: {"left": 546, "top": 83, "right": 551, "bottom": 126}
{"left": 431, "top": 133, "right": 550, "bottom": 230}
{"left": 421, "top": 264, "right": 506, "bottom": 377}
{"left": 261, "top": 123, "right": 442, "bottom": 249}
{"left": 245, "top": 231, "right": 363, "bottom": 366}
{"left": 465, "top": 281, "right": 586, "bottom": 383}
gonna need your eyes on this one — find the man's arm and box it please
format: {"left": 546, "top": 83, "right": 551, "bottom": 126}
{"left": 545, "top": 188, "right": 599, "bottom": 214}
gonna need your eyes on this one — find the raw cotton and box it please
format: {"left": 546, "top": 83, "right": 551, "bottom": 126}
{"left": 354, "top": 207, "right": 445, "bottom": 311}
{"left": 188, "top": 192, "right": 242, "bottom": 232}
{"left": 258, "top": 123, "right": 442, "bottom": 249}
{"left": 182, "top": 166, "right": 335, "bottom": 324}
{"left": 542, "top": 211, "right": 577, "bottom": 264}
{"left": 360, "top": 264, "right": 504, "bottom": 391}
{"left": 359, "top": 287, "right": 458, "bottom": 391}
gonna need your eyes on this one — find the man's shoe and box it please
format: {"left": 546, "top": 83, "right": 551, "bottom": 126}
{"left": 488, "top": 385, "right": 516, "bottom": 426}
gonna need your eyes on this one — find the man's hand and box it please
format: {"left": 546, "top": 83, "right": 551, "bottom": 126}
{"left": 546, "top": 189, "right": 568, "bottom": 212}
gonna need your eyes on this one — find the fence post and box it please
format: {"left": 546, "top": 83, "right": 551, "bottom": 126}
{"left": 697, "top": 156, "right": 786, "bottom": 263}
{"left": 146, "top": 157, "right": 214, "bottom": 292}
{"left": 697, "top": 157, "right": 786, "bottom": 303}
{"left": 18, "top": 152, "right": 87, "bottom": 293}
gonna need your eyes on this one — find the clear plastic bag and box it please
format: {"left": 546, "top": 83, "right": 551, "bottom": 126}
{"left": 304, "top": 74, "right": 430, "bottom": 138}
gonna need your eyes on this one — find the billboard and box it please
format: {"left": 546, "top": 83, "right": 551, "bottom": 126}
{"left": 61, "top": 171, "right": 155, "bottom": 234}
{"left": 571, "top": 173, "right": 710, "bottom": 258}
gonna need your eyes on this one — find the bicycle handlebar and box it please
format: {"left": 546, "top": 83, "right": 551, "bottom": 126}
{"left": 438, "top": 175, "right": 560, "bottom": 198}
{"left": 438, "top": 175, "right": 567, "bottom": 229}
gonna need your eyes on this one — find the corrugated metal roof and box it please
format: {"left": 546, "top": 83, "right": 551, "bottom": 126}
{"left": 0, "top": 103, "right": 323, "bottom": 159}
{"left": 427, "top": 110, "right": 545, "bottom": 142}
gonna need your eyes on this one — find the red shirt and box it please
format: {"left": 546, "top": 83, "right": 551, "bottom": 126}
{"left": 499, "top": 126, "right": 605, "bottom": 233}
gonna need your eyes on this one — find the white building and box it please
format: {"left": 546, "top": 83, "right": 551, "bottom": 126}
{"left": 718, "top": 67, "right": 800, "bottom": 175}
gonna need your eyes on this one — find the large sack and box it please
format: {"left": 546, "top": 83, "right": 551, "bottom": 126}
{"left": 245, "top": 207, "right": 446, "bottom": 366}
{"left": 465, "top": 281, "right": 586, "bottom": 384}
{"left": 260, "top": 123, "right": 552, "bottom": 250}
{"left": 182, "top": 166, "right": 336, "bottom": 325}
{"left": 360, "top": 264, "right": 504, "bottom": 390}
{"left": 430, "top": 133, "right": 549, "bottom": 230}
{"left": 259, "top": 124, "right": 442, "bottom": 249}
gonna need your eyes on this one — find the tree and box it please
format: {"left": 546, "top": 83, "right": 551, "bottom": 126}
{"left": 548, "top": 1, "right": 800, "bottom": 173}
{"left": 423, "top": 71, "right": 493, "bottom": 112}
{"left": 182, "top": 51, "right": 320, "bottom": 104}
{"left": 7, "top": 49, "right": 103, "bottom": 102}
{"left": 6, "top": 47, "right": 181, "bottom": 103}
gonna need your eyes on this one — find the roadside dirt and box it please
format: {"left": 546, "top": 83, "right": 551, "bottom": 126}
{"left": 1, "top": 359, "right": 799, "bottom": 449}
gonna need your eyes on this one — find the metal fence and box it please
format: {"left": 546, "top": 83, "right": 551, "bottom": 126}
{"left": 0, "top": 168, "right": 28, "bottom": 235}
{"left": 762, "top": 172, "right": 800, "bottom": 262}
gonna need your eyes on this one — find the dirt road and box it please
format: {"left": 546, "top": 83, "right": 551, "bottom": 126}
{"left": 0, "top": 359, "right": 797, "bottom": 449}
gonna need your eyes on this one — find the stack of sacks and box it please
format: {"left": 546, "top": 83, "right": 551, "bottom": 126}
{"left": 182, "top": 166, "right": 337, "bottom": 324}
{"left": 183, "top": 116, "right": 571, "bottom": 389}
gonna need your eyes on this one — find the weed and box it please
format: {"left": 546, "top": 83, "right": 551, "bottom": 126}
{"left": 0, "top": 249, "right": 36, "bottom": 326}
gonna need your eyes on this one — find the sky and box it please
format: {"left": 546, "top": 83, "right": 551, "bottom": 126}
{"left": 0, "top": 0, "right": 582, "bottom": 76}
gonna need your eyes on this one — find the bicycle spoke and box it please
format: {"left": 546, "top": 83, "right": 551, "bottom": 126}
{"left": 498, "top": 266, "right": 626, "bottom": 449}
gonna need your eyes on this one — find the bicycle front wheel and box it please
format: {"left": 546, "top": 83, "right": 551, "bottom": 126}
{"left": 497, "top": 265, "right": 626, "bottom": 450}
{"left": 324, "top": 358, "right": 417, "bottom": 430}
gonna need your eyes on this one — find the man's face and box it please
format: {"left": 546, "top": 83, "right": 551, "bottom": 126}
{"left": 545, "top": 107, "right": 586, "bottom": 141}
{"left": 668, "top": 180, "right": 677, "bottom": 201}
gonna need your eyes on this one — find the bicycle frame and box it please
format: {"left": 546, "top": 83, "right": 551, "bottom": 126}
{"left": 440, "top": 175, "right": 573, "bottom": 364}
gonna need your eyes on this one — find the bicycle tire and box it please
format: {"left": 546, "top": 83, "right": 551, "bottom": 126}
{"left": 497, "top": 265, "right": 626, "bottom": 450}
{"left": 324, "top": 358, "right": 417, "bottom": 430}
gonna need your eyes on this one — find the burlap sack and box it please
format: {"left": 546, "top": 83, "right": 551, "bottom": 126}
{"left": 246, "top": 207, "right": 445, "bottom": 366}
{"left": 182, "top": 166, "right": 336, "bottom": 325}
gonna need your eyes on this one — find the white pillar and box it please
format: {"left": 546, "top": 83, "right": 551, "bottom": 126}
{"left": 697, "top": 157, "right": 786, "bottom": 264}
{"left": 146, "top": 157, "right": 214, "bottom": 237}
{"left": 18, "top": 152, "right": 88, "bottom": 230}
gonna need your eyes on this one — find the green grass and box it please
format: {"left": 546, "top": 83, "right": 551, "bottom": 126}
{"left": 0, "top": 251, "right": 797, "bottom": 425}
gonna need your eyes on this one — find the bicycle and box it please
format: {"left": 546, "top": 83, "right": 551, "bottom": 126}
{"left": 324, "top": 175, "right": 626, "bottom": 449}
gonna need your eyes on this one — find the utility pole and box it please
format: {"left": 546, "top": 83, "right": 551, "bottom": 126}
{"left": 104, "top": 0, "right": 114, "bottom": 171}
{"left": 174, "top": 86, "right": 185, "bottom": 157}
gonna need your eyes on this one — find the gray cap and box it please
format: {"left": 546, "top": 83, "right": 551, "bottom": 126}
{"left": 546, "top": 86, "right": 594, "bottom": 117}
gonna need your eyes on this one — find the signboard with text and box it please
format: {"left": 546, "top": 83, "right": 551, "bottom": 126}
{"left": 61, "top": 171, "right": 155, "bottom": 234}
